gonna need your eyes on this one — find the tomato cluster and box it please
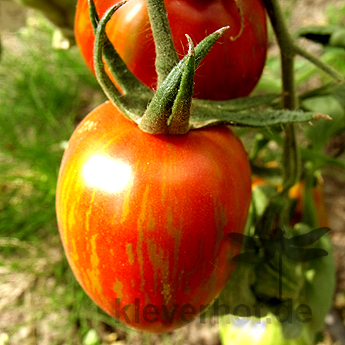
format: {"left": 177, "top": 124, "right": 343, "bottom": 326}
{"left": 75, "top": 0, "right": 267, "bottom": 100}
{"left": 56, "top": 0, "right": 268, "bottom": 333}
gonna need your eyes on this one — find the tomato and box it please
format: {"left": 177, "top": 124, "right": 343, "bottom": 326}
{"left": 56, "top": 101, "right": 252, "bottom": 332}
{"left": 220, "top": 313, "right": 314, "bottom": 345}
{"left": 75, "top": 0, "right": 267, "bottom": 100}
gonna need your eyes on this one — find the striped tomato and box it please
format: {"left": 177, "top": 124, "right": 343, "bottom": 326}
{"left": 74, "top": 0, "right": 267, "bottom": 100}
{"left": 56, "top": 101, "right": 251, "bottom": 332}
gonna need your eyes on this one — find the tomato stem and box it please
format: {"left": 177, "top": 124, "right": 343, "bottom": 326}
{"left": 138, "top": 56, "right": 188, "bottom": 134}
{"left": 139, "top": 28, "right": 229, "bottom": 134}
{"left": 293, "top": 44, "right": 344, "bottom": 83}
{"left": 263, "top": 0, "right": 343, "bottom": 195}
{"left": 145, "top": 0, "right": 179, "bottom": 88}
{"left": 262, "top": 0, "right": 300, "bottom": 193}
{"left": 263, "top": 0, "right": 343, "bottom": 84}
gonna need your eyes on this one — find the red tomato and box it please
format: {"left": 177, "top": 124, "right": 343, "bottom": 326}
{"left": 56, "top": 101, "right": 251, "bottom": 332}
{"left": 75, "top": 0, "right": 267, "bottom": 100}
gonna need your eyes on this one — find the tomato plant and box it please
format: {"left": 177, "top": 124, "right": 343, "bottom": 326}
{"left": 75, "top": 0, "right": 267, "bottom": 100}
{"left": 58, "top": 0, "right": 341, "bottom": 338}
{"left": 288, "top": 178, "right": 329, "bottom": 228}
{"left": 251, "top": 175, "right": 329, "bottom": 228}
{"left": 56, "top": 101, "right": 252, "bottom": 332}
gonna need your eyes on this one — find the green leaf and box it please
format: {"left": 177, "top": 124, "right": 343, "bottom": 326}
{"left": 295, "top": 224, "right": 336, "bottom": 333}
{"left": 189, "top": 108, "right": 327, "bottom": 128}
{"left": 295, "top": 25, "right": 337, "bottom": 44}
{"left": 329, "top": 29, "right": 345, "bottom": 49}
{"left": 300, "top": 149, "right": 345, "bottom": 170}
{"left": 301, "top": 95, "right": 345, "bottom": 150}
{"left": 193, "top": 94, "right": 279, "bottom": 112}
{"left": 299, "top": 82, "right": 342, "bottom": 100}
{"left": 252, "top": 183, "right": 278, "bottom": 217}
{"left": 295, "top": 25, "right": 345, "bottom": 49}
{"left": 92, "top": 0, "right": 143, "bottom": 121}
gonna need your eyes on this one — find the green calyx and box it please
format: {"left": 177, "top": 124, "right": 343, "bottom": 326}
{"left": 138, "top": 29, "right": 232, "bottom": 134}
{"left": 88, "top": 0, "right": 326, "bottom": 135}
{"left": 145, "top": 0, "right": 179, "bottom": 87}
{"left": 138, "top": 35, "right": 196, "bottom": 134}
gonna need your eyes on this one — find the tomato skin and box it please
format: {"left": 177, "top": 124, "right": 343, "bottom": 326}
{"left": 56, "top": 102, "right": 251, "bottom": 332}
{"left": 75, "top": 0, "right": 267, "bottom": 100}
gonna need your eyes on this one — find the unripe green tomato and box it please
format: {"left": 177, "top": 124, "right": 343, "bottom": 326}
{"left": 220, "top": 314, "right": 314, "bottom": 345}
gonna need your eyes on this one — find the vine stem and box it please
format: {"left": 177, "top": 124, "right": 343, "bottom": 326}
{"left": 293, "top": 44, "right": 344, "bottom": 83}
{"left": 262, "top": 0, "right": 344, "bottom": 194}
{"left": 262, "top": 0, "right": 300, "bottom": 193}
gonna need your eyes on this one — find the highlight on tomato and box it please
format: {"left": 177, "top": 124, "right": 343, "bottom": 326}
{"left": 56, "top": 101, "right": 252, "bottom": 332}
{"left": 75, "top": 0, "right": 268, "bottom": 100}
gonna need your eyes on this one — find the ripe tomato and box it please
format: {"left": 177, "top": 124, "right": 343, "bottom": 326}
{"left": 75, "top": 0, "right": 267, "bottom": 100}
{"left": 56, "top": 102, "right": 252, "bottom": 332}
